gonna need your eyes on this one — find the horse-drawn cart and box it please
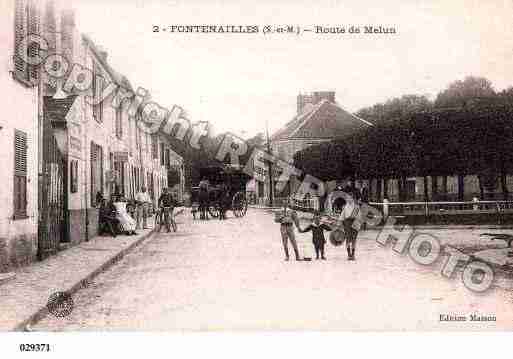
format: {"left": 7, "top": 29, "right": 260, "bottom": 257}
{"left": 191, "top": 165, "right": 250, "bottom": 218}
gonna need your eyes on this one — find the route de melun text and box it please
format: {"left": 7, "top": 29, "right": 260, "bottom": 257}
{"left": 152, "top": 24, "right": 397, "bottom": 35}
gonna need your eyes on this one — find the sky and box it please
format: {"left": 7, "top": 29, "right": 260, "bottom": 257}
{"left": 67, "top": 0, "right": 513, "bottom": 138}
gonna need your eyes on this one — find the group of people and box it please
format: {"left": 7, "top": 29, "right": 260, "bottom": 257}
{"left": 275, "top": 193, "right": 362, "bottom": 261}
{"left": 98, "top": 186, "right": 179, "bottom": 237}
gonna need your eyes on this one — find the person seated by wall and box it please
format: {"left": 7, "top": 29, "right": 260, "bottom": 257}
{"left": 99, "top": 198, "right": 120, "bottom": 237}
{"left": 113, "top": 196, "right": 137, "bottom": 235}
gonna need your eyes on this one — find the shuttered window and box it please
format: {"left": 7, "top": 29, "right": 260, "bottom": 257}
{"left": 160, "top": 143, "right": 165, "bottom": 165}
{"left": 165, "top": 148, "right": 170, "bottom": 167}
{"left": 14, "top": 130, "right": 28, "bottom": 219}
{"left": 13, "top": 0, "right": 39, "bottom": 86}
{"left": 115, "top": 107, "right": 123, "bottom": 139}
{"left": 70, "top": 160, "right": 78, "bottom": 193}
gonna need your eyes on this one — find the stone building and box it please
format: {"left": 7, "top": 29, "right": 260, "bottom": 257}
{"left": 259, "top": 91, "right": 372, "bottom": 202}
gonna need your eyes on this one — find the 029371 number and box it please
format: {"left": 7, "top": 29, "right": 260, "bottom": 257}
{"left": 19, "top": 344, "right": 51, "bottom": 352}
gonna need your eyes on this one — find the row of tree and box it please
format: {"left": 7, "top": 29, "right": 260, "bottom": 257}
{"left": 293, "top": 76, "right": 513, "bottom": 201}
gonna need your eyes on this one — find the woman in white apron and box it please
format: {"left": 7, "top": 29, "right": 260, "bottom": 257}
{"left": 113, "top": 199, "right": 137, "bottom": 235}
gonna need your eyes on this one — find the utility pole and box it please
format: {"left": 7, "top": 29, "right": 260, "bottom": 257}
{"left": 266, "top": 120, "right": 273, "bottom": 207}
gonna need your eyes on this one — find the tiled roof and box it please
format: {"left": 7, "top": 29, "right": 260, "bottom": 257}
{"left": 44, "top": 95, "right": 79, "bottom": 123}
{"left": 271, "top": 100, "right": 372, "bottom": 141}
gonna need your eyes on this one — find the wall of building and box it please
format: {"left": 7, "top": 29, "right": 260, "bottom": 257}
{"left": 0, "top": 0, "right": 39, "bottom": 270}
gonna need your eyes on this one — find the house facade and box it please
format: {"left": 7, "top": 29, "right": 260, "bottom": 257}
{"left": 0, "top": 0, "right": 41, "bottom": 270}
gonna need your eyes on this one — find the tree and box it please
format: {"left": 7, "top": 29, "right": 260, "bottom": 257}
{"left": 293, "top": 141, "right": 355, "bottom": 210}
{"left": 356, "top": 95, "right": 432, "bottom": 126}
{"left": 435, "top": 76, "right": 496, "bottom": 108}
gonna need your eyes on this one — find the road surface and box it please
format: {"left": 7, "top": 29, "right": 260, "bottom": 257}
{"left": 34, "top": 209, "right": 513, "bottom": 330}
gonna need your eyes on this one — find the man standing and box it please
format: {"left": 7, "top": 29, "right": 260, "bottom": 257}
{"left": 158, "top": 187, "right": 178, "bottom": 232}
{"left": 198, "top": 178, "right": 210, "bottom": 220}
{"left": 135, "top": 186, "right": 151, "bottom": 229}
{"left": 275, "top": 199, "right": 302, "bottom": 261}
{"left": 339, "top": 195, "right": 361, "bottom": 261}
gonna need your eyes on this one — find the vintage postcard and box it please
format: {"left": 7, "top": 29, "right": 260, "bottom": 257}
{"left": 1, "top": 0, "right": 513, "bottom": 347}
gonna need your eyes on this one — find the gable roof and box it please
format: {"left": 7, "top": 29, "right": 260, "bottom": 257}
{"left": 271, "top": 100, "right": 373, "bottom": 141}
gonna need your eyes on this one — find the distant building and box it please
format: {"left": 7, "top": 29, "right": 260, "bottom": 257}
{"left": 258, "top": 91, "right": 372, "bottom": 203}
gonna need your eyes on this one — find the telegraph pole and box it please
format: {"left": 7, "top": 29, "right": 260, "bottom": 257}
{"left": 266, "top": 120, "right": 274, "bottom": 207}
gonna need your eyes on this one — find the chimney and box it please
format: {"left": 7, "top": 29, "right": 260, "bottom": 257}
{"left": 312, "top": 91, "right": 335, "bottom": 104}
{"left": 297, "top": 93, "right": 313, "bottom": 115}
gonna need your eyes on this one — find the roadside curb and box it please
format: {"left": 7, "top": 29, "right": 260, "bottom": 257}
{"left": 13, "top": 229, "right": 156, "bottom": 331}
{"left": 0, "top": 272, "right": 16, "bottom": 285}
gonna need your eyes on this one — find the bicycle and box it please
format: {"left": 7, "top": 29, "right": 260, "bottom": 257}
{"left": 155, "top": 206, "right": 177, "bottom": 233}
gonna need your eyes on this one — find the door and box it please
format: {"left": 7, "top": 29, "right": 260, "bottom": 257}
{"left": 38, "top": 127, "right": 66, "bottom": 260}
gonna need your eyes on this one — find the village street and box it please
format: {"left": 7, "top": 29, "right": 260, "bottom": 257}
{"left": 34, "top": 209, "right": 513, "bottom": 331}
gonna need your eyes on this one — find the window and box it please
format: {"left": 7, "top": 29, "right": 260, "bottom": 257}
{"left": 160, "top": 143, "right": 165, "bottom": 166}
{"left": 90, "top": 142, "right": 103, "bottom": 206}
{"left": 165, "top": 148, "right": 170, "bottom": 167}
{"left": 115, "top": 107, "right": 122, "bottom": 139}
{"left": 14, "top": 130, "right": 28, "bottom": 219}
{"left": 13, "top": 0, "right": 39, "bottom": 86}
{"left": 70, "top": 160, "right": 78, "bottom": 193}
{"left": 128, "top": 117, "right": 133, "bottom": 156}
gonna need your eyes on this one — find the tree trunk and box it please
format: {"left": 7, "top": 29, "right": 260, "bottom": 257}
{"left": 478, "top": 175, "right": 485, "bottom": 200}
{"left": 457, "top": 174, "right": 465, "bottom": 201}
{"left": 423, "top": 176, "right": 429, "bottom": 202}
{"left": 442, "top": 176, "right": 448, "bottom": 201}
{"left": 431, "top": 176, "right": 438, "bottom": 201}
{"left": 501, "top": 171, "right": 509, "bottom": 200}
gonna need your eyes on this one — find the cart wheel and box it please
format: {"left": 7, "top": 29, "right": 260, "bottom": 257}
{"left": 154, "top": 212, "right": 161, "bottom": 232}
{"left": 208, "top": 205, "right": 220, "bottom": 218}
{"left": 232, "top": 192, "right": 248, "bottom": 217}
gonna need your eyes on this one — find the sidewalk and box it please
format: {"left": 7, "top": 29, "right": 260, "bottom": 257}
{"left": 0, "top": 225, "right": 156, "bottom": 331}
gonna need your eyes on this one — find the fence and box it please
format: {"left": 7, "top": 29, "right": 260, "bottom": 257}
{"left": 270, "top": 196, "right": 320, "bottom": 211}
{"left": 369, "top": 200, "right": 513, "bottom": 225}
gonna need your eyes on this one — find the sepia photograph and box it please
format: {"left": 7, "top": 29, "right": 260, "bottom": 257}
{"left": 0, "top": 0, "right": 512, "bottom": 355}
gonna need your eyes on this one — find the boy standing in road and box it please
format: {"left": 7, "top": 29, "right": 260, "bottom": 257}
{"left": 338, "top": 195, "right": 361, "bottom": 260}
{"left": 275, "top": 199, "right": 302, "bottom": 261}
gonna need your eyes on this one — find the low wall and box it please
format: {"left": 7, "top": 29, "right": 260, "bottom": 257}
{"left": 0, "top": 233, "right": 37, "bottom": 272}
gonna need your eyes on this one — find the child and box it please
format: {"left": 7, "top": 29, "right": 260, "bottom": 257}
{"left": 299, "top": 212, "right": 332, "bottom": 260}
